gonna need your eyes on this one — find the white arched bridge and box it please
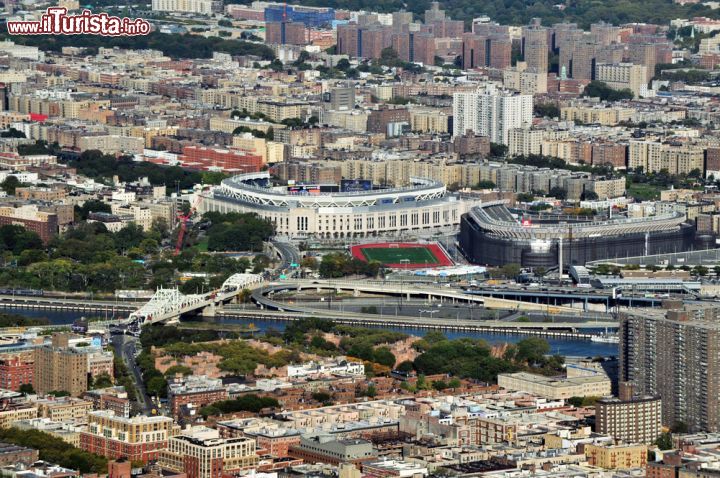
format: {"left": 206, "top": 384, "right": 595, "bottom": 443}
{"left": 126, "top": 273, "right": 263, "bottom": 329}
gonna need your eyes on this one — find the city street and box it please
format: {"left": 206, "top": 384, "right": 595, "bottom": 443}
{"left": 112, "top": 334, "right": 154, "bottom": 414}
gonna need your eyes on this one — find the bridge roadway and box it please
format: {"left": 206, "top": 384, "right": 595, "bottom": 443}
{"left": 0, "top": 274, "right": 267, "bottom": 333}
{"left": 250, "top": 279, "right": 618, "bottom": 331}
{"left": 0, "top": 286, "right": 631, "bottom": 315}
{"left": 463, "top": 287, "right": 665, "bottom": 309}
{"left": 127, "top": 273, "right": 265, "bottom": 326}
{"left": 0, "top": 277, "right": 627, "bottom": 336}
{"left": 0, "top": 294, "right": 139, "bottom": 315}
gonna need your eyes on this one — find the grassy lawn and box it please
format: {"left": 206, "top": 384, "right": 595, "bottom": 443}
{"left": 627, "top": 183, "right": 662, "bottom": 200}
{"left": 361, "top": 247, "right": 439, "bottom": 265}
{"left": 194, "top": 237, "right": 209, "bottom": 252}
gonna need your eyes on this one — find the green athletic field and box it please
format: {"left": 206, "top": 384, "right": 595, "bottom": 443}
{"left": 360, "top": 247, "right": 440, "bottom": 265}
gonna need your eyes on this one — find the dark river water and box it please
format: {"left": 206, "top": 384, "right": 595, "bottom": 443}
{"left": 0, "top": 306, "right": 618, "bottom": 358}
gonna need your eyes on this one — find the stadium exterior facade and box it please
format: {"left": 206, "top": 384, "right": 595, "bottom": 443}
{"left": 459, "top": 201, "right": 696, "bottom": 268}
{"left": 197, "top": 172, "right": 478, "bottom": 239}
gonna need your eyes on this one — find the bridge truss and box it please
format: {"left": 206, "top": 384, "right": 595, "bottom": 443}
{"left": 126, "top": 273, "right": 263, "bottom": 329}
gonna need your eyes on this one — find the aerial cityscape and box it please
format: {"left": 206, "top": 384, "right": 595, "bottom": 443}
{"left": 0, "top": 0, "right": 719, "bottom": 477}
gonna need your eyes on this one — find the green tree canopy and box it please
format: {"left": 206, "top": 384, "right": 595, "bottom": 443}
{"left": 204, "top": 212, "right": 274, "bottom": 252}
{"left": 0, "top": 428, "right": 107, "bottom": 473}
{"left": 582, "top": 81, "right": 634, "bottom": 102}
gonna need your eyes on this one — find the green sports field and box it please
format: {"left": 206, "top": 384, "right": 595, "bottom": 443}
{"left": 360, "top": 247, "right": 440, "bottom": 265}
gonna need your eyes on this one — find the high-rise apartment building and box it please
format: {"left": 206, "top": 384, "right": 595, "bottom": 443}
{"left": 503, "top": 63, "right": 548, "bottom": 94}
{"left": 628, "top": 43, "right": 660, "bottom": 83}
{"left": 151, "top": 0, "right": 220, "bottom": 15}
{"left": 595, "top": 383, "right": 662, "bottom": 445}
{"left": 461, "top": 33, "right": 485, "bottom": 69}
{"left": 360, "top": 27, "right": 393, "bottom": 61}
{"left": 595, "top": 63, "right": 648, "bottom": 97}
{"left": 552, "top": 23, "right": 583, "bottom": 53}
{"left": 337, "top": 24, "right": 394, "bottom": 60}
{"left": 337, "top": 24, "right": 361, "bottom": 58}
{"left": 508, "top": 128, "right": 544, "bottom": 156}
{"left": 265, "top": 22, "right": 307, "bottom": 45}
{"left": 461, "top": 33, "right": 512, "bottom": 70}
{"left": 619, "top": 304, "right": 720, "bottom": 432}
{"left": 452, "top": 85, "right": 533, "bottom": 144}
{"left": 408, "top": 32, "right": 436, "bottom": 66}
{"left": 560, "top": 40, "right": 597, "bottom": 79}
{"left": 390, "top": 31, "right": 436, "bottom": 65}
{"left": 329, "top": 87, "right": 355, "bottom": 111}
{"left": 423, "top": 2, "right": 446, "bottom": 23}
{"left": 591, "top": 22, "right": 622, "bottom": 46}
{"left": 33, "top": 334, "right": 89, "bottom": 397}
{"left": 522, "top": 19, "right": 549, "bottom": 73}
{"left": 391, "top": 11, "right": 413, "bottom": 29}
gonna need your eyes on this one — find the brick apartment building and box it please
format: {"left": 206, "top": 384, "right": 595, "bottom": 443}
{"left": 160, "top": 429, "right": 257, "bottom": 478}
{"left": 246, "top": 429, "right": 301, "bottom": 458}
{"left": 367, "top": 107, "right": 410, "bottom": 135}
{"left": 266, "top": 21, "right": 308, "bottom": 45}
{"left": 33, "top": 334, "right": 89, "bottom": 397}
{"left": 179, "top": 146, "right": 264, "bottom": 173}
{"left": 83, "top": 387, "right": 132, "bottom": 418}
{"left": 81, "top": 411, "right": 176, "bottom": 463}
{"left": 167, "top": 376, "right": 228, "bottom": 418}
{"left": 0, "top": 357, "right": 33, "bottom": 391}
{"left": 272, "top": 162, "right": 342, "bottom": 184}
{"left": 0, "top": 442, "right": 38, "bottom": 466}
{"left": 0, "top": 205, "right": 58, "bottom": 244}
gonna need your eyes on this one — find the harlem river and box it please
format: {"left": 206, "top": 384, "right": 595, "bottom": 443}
{"left": 0, "top": 305, "right": 618, "bottom": 358}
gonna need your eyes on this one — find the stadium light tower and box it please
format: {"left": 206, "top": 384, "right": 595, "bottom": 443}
{"left": 399, "top": 259, "right": 410, "bottom": 309}
{"left": 558, "top": 227, "right": 564, "bottom": 285}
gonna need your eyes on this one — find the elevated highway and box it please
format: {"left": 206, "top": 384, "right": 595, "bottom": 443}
{"left": 0, "top": 277, "right": 623, "bottom": 338}
{"left": 252, "top": 279, "right": 604, "bottom": 316}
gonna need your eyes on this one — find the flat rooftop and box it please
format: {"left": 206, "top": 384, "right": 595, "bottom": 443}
{"left": 499, "top": 372, "right": 609, "bottom": 387}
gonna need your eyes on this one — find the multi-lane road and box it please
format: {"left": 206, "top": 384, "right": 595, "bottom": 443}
{"left": 111, "top": 334, "right": 153, "bottom": 414}
{"left": 270, "top": 240, "right": 302, "bottom": 271}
